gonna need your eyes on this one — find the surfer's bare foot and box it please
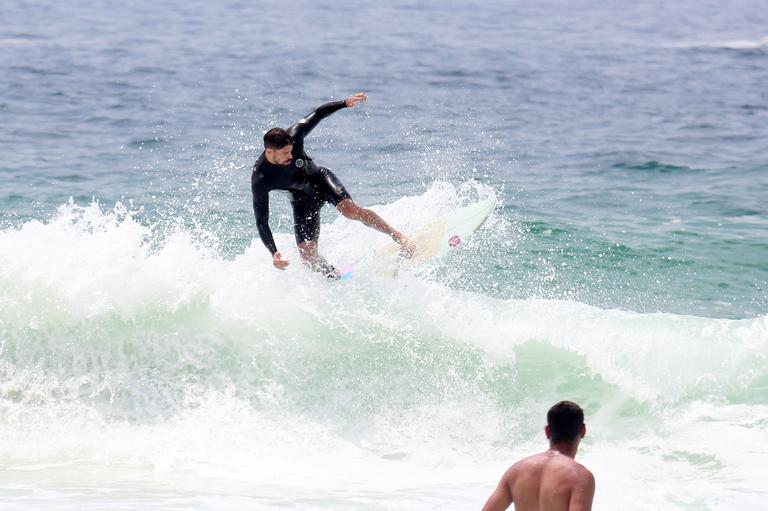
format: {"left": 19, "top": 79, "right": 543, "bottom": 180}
{"left": 394, "top": 233, "right": 415, "bottom": 258}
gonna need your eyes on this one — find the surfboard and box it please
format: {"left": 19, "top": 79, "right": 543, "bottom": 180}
{"left": 343, "top": 197, "right": 496, "bottom": 279}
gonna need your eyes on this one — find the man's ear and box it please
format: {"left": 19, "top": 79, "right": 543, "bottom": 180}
{"left": 545, "top": 425, "right": 552, "bottom": 439}
{"left": 580, "top": 424, "right": 586, "bottom": 438}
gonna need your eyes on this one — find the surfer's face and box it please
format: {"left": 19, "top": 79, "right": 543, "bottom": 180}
{"left": 266, "top": 145, "right": 293, "bottom": 166}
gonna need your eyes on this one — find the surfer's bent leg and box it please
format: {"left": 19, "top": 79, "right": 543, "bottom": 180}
{"left": 291, "top": 191, "right": 338, "bottom": 278}
{"left": 320, "top": 168, "right": 415, "bottom": 258}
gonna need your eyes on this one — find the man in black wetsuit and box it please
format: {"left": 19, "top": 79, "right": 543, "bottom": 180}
{"left": 252, "top": 92, "right": 415, "bottom": 277}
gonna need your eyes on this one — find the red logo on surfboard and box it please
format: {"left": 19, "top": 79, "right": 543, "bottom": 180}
{"left": 448, "top": 235, "right": 462, "bottom": 248}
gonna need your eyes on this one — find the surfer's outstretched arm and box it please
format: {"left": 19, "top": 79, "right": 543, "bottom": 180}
{"left": 287, "top": 93, "right": 367, "bottom": 141}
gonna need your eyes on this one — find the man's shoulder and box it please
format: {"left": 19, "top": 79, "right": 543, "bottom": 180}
{"left": 501, "top": 453, "right": 543, "bottom": 481}
{"left": 558, "top": 457, "right": 593, "bottom": 488}
{"left": 565, "top": 455, "right": 591, "bottom": 474}
{"left": 575, "top": 463, "right": 595, "bottom": 483}
{"left": 570, "top": 463, "right": 595, "bottom": 502}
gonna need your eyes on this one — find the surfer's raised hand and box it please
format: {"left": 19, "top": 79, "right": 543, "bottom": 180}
{"left": 345, "top": 92, "right": 367, "bottom": 108}
{"left": 273, "top": 251, "right": 289, "bottom": 270}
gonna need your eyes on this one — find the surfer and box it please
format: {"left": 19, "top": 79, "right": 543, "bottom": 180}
{"left": 481, "top": 401, "right": 595, "bottom": 511}
{"left": 251, "top": 92, "right": 415, "bottom": 277}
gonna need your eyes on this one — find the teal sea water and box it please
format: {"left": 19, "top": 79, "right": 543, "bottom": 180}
{"left": 1, "top": 1, "right": 767, "bottom": 509}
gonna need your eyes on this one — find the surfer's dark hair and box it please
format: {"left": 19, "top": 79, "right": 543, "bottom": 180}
{"left": 263, "top": 128, "right": 294, "bottom": 150}
{"left": 547, "top": 401, "right": 584, "bottom": 443}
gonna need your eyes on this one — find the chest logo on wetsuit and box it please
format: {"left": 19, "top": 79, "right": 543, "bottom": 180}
{"left": 295, "top": 158, "right": 304, "bottom": 168}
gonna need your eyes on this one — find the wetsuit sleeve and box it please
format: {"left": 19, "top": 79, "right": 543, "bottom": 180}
{"left": 287, "top": 100, "right": 347, "bottom": 141}
{"left": 252, "top": 177, "right": 278, "bottom": 255}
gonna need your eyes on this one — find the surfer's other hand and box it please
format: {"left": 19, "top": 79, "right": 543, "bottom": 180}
{"left": 273, "top": 251, "right": 289, "bottom": 270}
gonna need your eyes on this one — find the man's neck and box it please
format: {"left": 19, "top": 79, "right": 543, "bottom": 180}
{"left": 548, "top": 442, "right": 579, "bottom": 459}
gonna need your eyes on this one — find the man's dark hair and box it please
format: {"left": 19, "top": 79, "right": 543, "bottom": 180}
{"left": 547, "top": 401, "right": 584, "bottom": 444}
{"left": 263, "top": 128, "right": 293, "bottom": 150}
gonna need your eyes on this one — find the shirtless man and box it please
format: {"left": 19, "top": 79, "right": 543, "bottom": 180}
{"left": 481, "top": 401, "right": 595, "bottom": 511}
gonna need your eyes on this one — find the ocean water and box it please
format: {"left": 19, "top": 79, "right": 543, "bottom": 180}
{"left": 1, "top": 0, "right": 767, "bottom": 509}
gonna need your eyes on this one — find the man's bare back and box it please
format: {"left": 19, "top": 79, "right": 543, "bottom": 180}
{"left": 481, "top": 402, "right": 595, "bottom": 511}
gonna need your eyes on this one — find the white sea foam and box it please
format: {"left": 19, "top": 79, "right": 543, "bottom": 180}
{"left": 1, "top": 185, "right": 766, "bottom": 509}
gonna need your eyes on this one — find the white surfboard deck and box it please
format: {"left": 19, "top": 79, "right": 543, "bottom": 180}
{"left": 346, "top": 197, "right": 496, "bottom": 279}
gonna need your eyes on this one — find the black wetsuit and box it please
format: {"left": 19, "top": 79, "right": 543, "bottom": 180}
{"left": 251, "top": 100, "right": 352, "bottom": 255}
